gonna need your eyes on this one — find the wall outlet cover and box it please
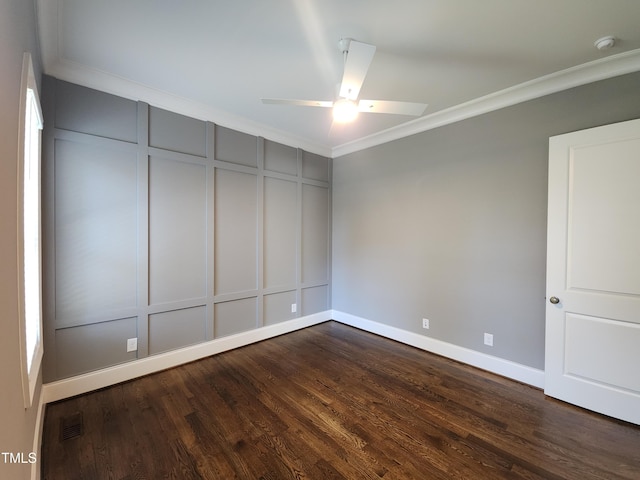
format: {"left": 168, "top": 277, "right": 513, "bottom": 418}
{"left": 484, "top": 333, "right": 494, "bottom": 347}
{"left": 422, "top": 318, "right": 430, "bottom": 329}
{"left": 127, "top": 337, "right": 138, "bottom": 352}
{"left": 291, "top": 303, "right": 297, "bottom": 313}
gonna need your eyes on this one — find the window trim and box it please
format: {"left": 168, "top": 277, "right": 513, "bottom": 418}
{"left": 17, "top": 52, "right": 44, "bottom": 408}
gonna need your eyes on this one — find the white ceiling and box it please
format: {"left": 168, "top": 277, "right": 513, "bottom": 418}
{"left": 37, "top": 0, "right": 640, "bottom": 157}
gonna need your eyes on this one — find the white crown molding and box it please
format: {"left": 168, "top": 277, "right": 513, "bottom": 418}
{"left": 36, "top": 0, "right": 640, "bottom": 159}
{"left": 36, "top": 0, "right": 332, "bottom": 157}
{"left": 35, "top": 0, "right": 59, "bottom": 77}
{"left": 332, "top": 48, "right": 640, "bottom": 158}
{"left": 46, "top": 59, "right": 334, "bottom": 158}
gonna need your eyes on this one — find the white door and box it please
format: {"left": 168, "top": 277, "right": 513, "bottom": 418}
{"left": 545, "top": 118, "right": 640, "bottom": 425}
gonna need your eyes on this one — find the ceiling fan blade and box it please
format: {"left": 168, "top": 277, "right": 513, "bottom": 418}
{"left": 339, "top": 40, "right": 376, "bottom": 100}
{"left": 261, "top": 98, "right": 334, "bottom": 108}
{"left": 358, "top": 99, "right": 428, "bottom": 116}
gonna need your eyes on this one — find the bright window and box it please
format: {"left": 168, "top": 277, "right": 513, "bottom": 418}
{"left": 18, "top": 53, "right": 44, "bottom": 407}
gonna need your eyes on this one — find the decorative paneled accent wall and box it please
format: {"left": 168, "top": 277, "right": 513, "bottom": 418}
{"left": 42, "top": 77, "right": 331, "bottom": 382}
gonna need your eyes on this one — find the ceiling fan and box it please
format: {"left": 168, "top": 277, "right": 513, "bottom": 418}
{"left": 261, "top": 38, "right": 428, "bottom": 123}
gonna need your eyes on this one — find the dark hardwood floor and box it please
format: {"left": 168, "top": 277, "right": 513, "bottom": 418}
{"left": 42, "top": 321, "right": 640, "bottom": 479}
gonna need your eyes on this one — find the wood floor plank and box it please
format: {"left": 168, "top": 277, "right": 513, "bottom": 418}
{"left": 42, "top": 321, "right": 640, "bottom": 479}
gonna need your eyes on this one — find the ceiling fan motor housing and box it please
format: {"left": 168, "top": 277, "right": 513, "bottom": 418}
{"left": 338, "top": 37, "right": 353, "bottom": 54}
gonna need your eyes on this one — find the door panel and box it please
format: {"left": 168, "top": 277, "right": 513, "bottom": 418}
{"left": 567, "top": 139, "right": 640, "bottom": 295}
{"left": 545, "top": 118, "right": 640, "bottom": 425}
{"left": 565, "top": 313, "right": 640, "bottom": 392}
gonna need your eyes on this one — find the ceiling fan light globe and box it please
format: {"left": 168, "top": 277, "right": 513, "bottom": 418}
{"left": 333, "top": 99, "right": 358, "bottom": 123}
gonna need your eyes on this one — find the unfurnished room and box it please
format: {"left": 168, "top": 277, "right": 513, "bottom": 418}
{"left": 2, "top": 1, "right": 640, "bottom": 479}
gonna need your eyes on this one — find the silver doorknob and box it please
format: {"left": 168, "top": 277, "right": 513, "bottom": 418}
{"left": 549, "top": 296, "right": 560, "bottom": 304}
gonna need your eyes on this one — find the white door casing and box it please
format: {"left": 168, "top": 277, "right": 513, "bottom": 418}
{"left": 545, "top": 118, "right": 640, "bottom": 425}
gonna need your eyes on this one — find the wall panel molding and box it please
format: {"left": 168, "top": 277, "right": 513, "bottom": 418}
{"left": 42, "top": 78, "right": 332, "bottom": 384}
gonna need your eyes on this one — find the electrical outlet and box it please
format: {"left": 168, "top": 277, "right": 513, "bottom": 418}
{"left": 291, "top": 303, "right": 297, "bottom": 313}
{"left": 127, "top": 337, "right": 138, "bottom": 352}
{"left": 484, "top": 333, "right": 494, "bottom": 347}
{"left": 422, "top": 318, "right": 430, "bottom": 329}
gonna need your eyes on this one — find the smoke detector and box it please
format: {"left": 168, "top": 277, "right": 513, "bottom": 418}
{"left": 594, "top": 36, "right": 616, "bottom": 51}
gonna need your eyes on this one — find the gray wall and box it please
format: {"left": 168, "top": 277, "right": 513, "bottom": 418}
{"left": 0, "top": 0, "right": 44, "bottom": 478}
{"left": 42, "top": 78, "right": 331, "bottom": 382}
{"left": 332, "top": 72, "right": 640, "bottom": 370}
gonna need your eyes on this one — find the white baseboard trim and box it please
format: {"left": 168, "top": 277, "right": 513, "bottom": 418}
{"left": 41, "top": 309, "right": 545, "bottom": 403}
{"left": 42, "top": 311, "right": 331, "bottom": 404}
{"left": 31, "top": 389, "right": 46, "bottom": 480}
{"left": 331, "top": 310, "right": 545, "bottom": 389}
